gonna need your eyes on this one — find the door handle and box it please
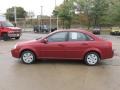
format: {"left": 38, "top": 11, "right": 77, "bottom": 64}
{"left": 81, "top": 43, "right": 88, "bottom": 45}
{"left": 58, "top": 44, "right": 64, "bottom": 47}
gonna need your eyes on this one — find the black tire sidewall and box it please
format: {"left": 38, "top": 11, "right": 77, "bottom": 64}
{"left": 15, "top": 37, "right": 20, "bottom": 39}
{"left": 3, "top": 33, "right": 9, "bottom": 41}
{"left": 85, "top": 52, "right": 100, "bottom": 66}
{"left": 21, "top": 51, "right": 36, "bottom": 64}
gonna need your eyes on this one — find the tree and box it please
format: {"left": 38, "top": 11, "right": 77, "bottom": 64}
{"left": 6, "top": 7, "right": 27, "bottom": 21}
{"left": 53, "top": 0, "right": 120, "bottom": 28}
{"left": 107, "top": 0, "right": 120, "bottom": 25}
{"left": 74, "top": 0, "right": 109, "bottom": 27}
{"left": 90, "top": 0, "right": 109, "bottom": 26}
{"left": 53, "top": 0, "right": 74, "bottom": 29}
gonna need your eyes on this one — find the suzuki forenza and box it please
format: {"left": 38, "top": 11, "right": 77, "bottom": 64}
{"left": 11, "top": 30, "right": 114, "bottom": 65}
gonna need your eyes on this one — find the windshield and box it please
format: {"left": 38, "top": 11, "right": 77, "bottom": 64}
{"left": 36, "top": 34, "right": 48, "bottom": 40}
{"left": 36, "top": 37, "right": 42, "bottom": 40}
{"left": 2, "top": 21, "right": 14, "bottom": 27}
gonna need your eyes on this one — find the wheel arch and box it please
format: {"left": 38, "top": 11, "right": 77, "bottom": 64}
{"left": 20, "top": 49, "right": 37, "bottom": 59}
{"left": 83, "top": 50, "right": 101, "bottom": 60}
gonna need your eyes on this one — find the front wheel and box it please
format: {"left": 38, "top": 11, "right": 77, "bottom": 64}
{"left": 21, "top": 51, "right": 36, "bottom": 64}
{"left": 84, "top": 52, "right": 100, "bottom": 66}
{"left": 3, "top": 33, "right": 9, "bottom": 41}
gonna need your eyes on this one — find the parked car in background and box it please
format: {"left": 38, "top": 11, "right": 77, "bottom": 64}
{"left": 11, "top": 29, "right": 114, "bottom": 66}
{"left": 110, "top": 27, "right": 120, "bottom": 35}
{"left": 33, "top": 24, "right": 57, "bottom": 33}
{"left": 0, "top": 21, "right": 22, "bottom": 41}
{"left": 92, "top": 27, "right": 101, "bottom": 35}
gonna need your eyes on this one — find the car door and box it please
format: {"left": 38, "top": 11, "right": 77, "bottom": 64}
{"left": 38, "top": 31, "right": 68, "bottom": 59}
{"left": 65, "top": 31, "right": 93, "bottom": 59}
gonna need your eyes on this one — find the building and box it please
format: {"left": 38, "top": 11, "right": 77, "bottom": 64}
{"left": 0, "top": 14, "right": 6, "bottom": 21}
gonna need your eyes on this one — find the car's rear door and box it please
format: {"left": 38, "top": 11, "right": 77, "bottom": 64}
{"left": 65, "top": 32, "right": 93, "bottom": 59}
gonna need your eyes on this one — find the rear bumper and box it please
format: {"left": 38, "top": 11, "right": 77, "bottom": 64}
{"left": 112, "top": 50, "right": 114, "bottom": 58}
{"left": 11, "top": 48, "right": 20, "bottom": 58}
{"left": 102, "top": 49, "right": 114, "bottom": 60}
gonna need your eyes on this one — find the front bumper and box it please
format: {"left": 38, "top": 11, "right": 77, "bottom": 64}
{"left": 11, "top": 48, "right": 20, "bottom": 58}
{"left": 110, "top": 31, "right": 120, "bottom": 35}
{"left": 8, "top": 33, "right": 21, "bottom": 37}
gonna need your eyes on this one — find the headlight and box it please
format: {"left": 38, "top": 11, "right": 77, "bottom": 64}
{"left": 13, "top": 44, "right": 17, "bottom": 49}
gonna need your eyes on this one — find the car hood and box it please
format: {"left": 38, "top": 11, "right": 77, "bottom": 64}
{"left": 17, "top": 40, "right": 39, "bottom": 46}
{"left": 7, "top": 27, "right": 21, "bottom": 30}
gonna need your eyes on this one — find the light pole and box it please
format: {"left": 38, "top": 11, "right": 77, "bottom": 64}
{"left": 14, "top": 6, "right": 17, "bottom": 26}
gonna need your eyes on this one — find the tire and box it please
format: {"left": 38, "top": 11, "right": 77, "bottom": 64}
{"left": 3, "top": 33, "right": 9, "bottom": 41}
{"left": 84, "top": 52, "right": 100, "bottom": 66}
{"left": 110, "top": 32, "right": 112, "bottom": 35}
{"left": 98, "top": 32, "right": 100, "bottom": 35}
{"left": 15, "top": 37, "right": 20, "bottom": 40}
{"left": 21, "top": 51, "right": 36, "bottom": 64}
{"left": 119, "top": 33, "right": 120, "bottom": 36}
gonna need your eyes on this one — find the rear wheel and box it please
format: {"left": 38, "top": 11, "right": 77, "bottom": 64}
{"left": 84, "top": 52, "right": 100, "bottom": 66}
{"left": 3, "top": 33, "right": 9, "bottom": 41}
{"left": 21, "top": 51, "right": 36, "bottom": 64}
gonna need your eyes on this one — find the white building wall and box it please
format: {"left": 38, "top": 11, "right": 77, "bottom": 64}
{"left": 0, "top": 14, "right": 6, "bottom": 21}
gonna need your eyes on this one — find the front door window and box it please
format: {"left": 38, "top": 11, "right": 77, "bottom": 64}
{"left": 48, "top": 32, "right": 67, "bottom": 42}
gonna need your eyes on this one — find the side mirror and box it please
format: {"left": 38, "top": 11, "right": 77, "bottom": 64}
{"left": 41, "top": 39, "right": 48, "bottom": 44}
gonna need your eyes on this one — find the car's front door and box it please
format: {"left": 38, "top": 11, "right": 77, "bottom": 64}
{"left": 38, "top": 32, "right": 68, "bottom": 59}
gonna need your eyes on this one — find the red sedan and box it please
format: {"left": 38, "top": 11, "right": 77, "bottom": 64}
{"left": 11, "top": 30, "right": 114, "bottom": 65}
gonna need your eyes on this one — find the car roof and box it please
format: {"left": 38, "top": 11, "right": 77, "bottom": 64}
{"left": 46, "top": 29, "right": 100, "bottom": 40}
{"left": 54, "top": 29, "right": 92, "bottom": 34}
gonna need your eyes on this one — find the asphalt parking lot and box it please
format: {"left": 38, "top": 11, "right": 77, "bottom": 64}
{"left": 0, "top": 32, "right": 120, "bottom": 90}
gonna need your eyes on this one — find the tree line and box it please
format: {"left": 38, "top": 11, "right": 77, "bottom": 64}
{"left": 5, "top": 0, "right": 120, "bottom": 29}
{"left": 53, "top": 0, "right": 120, "bottom": 28}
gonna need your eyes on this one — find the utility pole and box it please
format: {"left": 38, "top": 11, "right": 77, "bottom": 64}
{"left": 40, "top": 6, "right": 43, "bottom": 26}
{"left": 55, "top": 0, "right": 56, "bottom": 7}
{"left": 55, "top": 0, "right": 58, "bottom": 30}
{"left": 14, "top": 6, "right": 17, "bottom": 26}
{"left": 50, "top": 16, "right": 51, "bottom": 32}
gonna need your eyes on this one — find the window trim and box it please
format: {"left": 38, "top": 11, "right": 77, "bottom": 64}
{"left": 47, "top": 31, "right": 68, "bottom": 42}
{"left": 68, "top": 31, "right": 94, "bottom": 41}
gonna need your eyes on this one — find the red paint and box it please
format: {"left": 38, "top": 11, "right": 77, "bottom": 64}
{"left": 11, "top": 30, "right": 114, "bottom": 60}
{"left": 0, "top": 21, "right": 22, "bottom": 39}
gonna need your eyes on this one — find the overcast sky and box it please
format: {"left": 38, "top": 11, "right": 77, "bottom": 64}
{"left": 0, "top": 0, "right": 64, "bottom": 16}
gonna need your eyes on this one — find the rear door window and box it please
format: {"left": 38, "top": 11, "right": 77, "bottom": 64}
{"left": 69, "top": 32, "right": 94, "bottom": 41}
